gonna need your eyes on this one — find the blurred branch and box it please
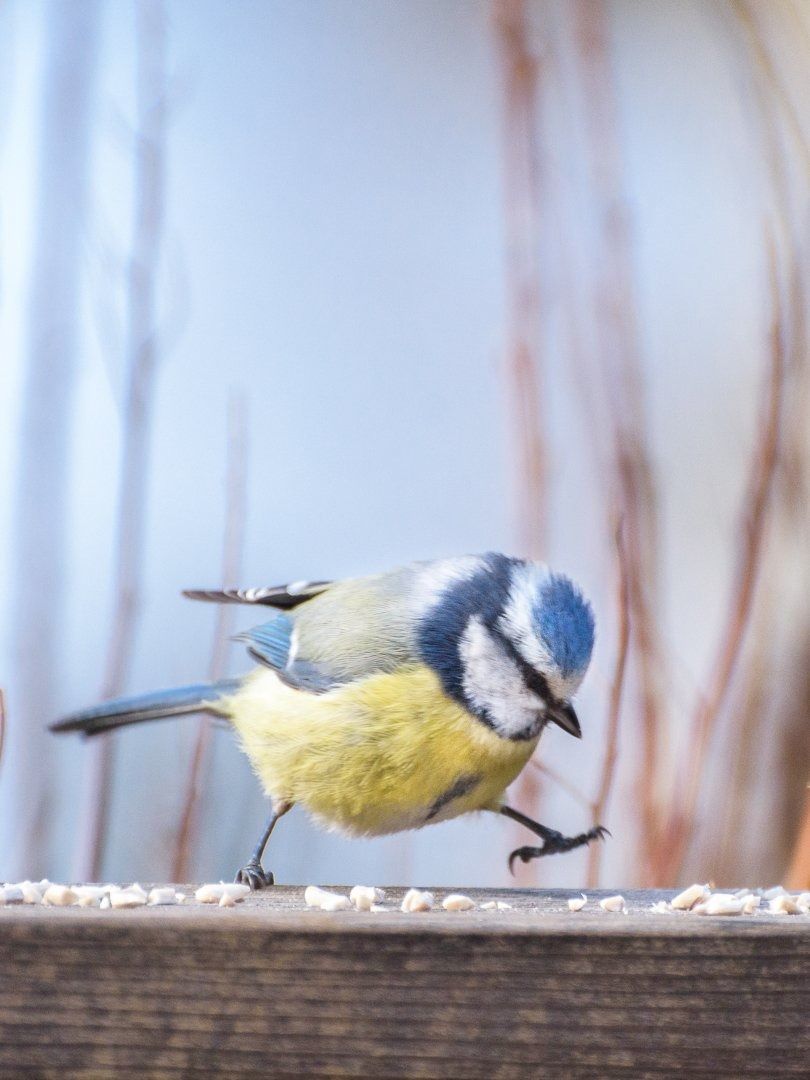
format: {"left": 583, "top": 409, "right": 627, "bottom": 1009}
{"left": 493, "top": 0, "right": 549, "bottom": 560}
{"left": 0, "top": 0, "right": 101, "bottom": 879}
{"left": 74, "top": 0, "right": 168, "bottom": 881}
{"left": 786, "top": 785, "right": 810, "bottom": 889}
{"left": 568, "top": 0, "right": 665, "bottom": 882}
{"left": 732, "top": 0, "right": 810, "bottom": 176}
{"left": 493, "top": 0, "right": 551, "bottom": 884}
{"left": 587, "top": 516, "right": 630, "bottom": 887}
{"left": 658, "top": 235, "right": 786, "bottom": 882}
{"left": 529, "top": 758, "right": 592, "bottom": 813}
{"left": 173, "top": 394, "right": 249, "bottom": 882}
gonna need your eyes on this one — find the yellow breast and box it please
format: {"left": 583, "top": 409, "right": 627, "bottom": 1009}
{"left": 220, "top": 664, "right": 538, "bottom": 836}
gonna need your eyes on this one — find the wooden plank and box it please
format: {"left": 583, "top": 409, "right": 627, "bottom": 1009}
{"left": 0, "top": 887, "right": 807, "bottom": 1078}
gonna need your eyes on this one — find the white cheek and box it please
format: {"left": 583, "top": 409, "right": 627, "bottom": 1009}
{"left": 459, "top": 616, "right": 544, "bottom": 738}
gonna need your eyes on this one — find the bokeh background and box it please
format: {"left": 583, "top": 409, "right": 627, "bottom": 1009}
{"left": 0, "top": 0, "right": 808, "bottom": 890}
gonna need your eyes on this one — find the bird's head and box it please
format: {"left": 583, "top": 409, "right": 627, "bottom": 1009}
{"left": 496, "top": 563, "right": 595, "bottom": 739}
{"left": 418, "top": 554, "right": 595, "bottom": 741}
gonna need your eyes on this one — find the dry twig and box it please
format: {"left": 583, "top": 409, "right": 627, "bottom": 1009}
{"left": 658, "top": 236, "right": 786, "bottom": 882}
{"left": 786, "top": 786, "right": 810, "bottom": 890}
{"left": 73, "top": 0, "right": 168, "bottom": 880}
{"left": 587, "top": 517, "right": 630, "bottom": 887}
{"left": 173, "top": 395, "right": 249, "bottom": 881}
{"left": 493, "top": 0, "right": 550, "bottom": 882}
{"left": 568, "top": 0, "right": 665, "bottom": 881}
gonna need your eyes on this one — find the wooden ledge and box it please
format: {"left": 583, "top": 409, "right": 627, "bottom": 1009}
{"left": 1, "top": 887, "right": 808, "bottom": 1078}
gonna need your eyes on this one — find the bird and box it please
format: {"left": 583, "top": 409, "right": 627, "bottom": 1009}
{"left": 51, "top": 552, "right": 607, "bottom": 888}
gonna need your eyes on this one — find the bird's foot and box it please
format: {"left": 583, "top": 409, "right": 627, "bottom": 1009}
{"left": 235, "top": 860, "right": 275, "bottom": 890}
{"left": 508, "top": 825, "right": 610, "bottom": 873}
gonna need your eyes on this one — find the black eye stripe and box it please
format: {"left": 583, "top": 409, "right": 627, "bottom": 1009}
{"left": 494, "top": 632, "right": 553, "bottom": 704}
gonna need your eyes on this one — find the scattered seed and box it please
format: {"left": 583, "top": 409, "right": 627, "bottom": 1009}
{"left": 73, "top": 886, "right": 109, "bottom": 903}
{"left": 695, "top": 894, "right": 744, "bottom": 916}
{"left": 370, "top": 903, "right": 391, "bottom": 913}
{"left": 42, "top": 884, "right": 78, "bottom": 907}
{"left": 0, "top": 885, "right": 25, "bottom": 905}
{"left": 319, "top": 894, "right": 352, "bottom": 912}
{"left": 219, "top": 892, "right": 236, "bottom": 908}
{"left": 195, "top": 883, "right": 251, "bottom": 904}
{"left": 761, "top": 886, "right": 787, "bottom": 900}
{"left": 349, "top": 885, "right": 386, "bottom": 911}
{"left": 304, "top": 885, "right": 350, "bottom": 910}
{"left": 649, "top": 901, "right": 671, "bottom": 914}
{"left": 13, "top": 881, "right": 43, "bottom": 904}
{"left": 148, "top": 887, "right": 179, "bottom": 906}
{"left": 769, "top": 894, "right": 800, "bottom": 915}
{"left": 442, "top": 893, "right": 475, "bottom": 911}
{"left": 568, "top": 894, "right": 588, "bottom": 912}
{"left": 599, "top": 895, "right": 625, "bottom": 912}
{"left": 670, "top": 884, "right": 709, "bottom": 911}
{"left": 741, "top": 894, "right": 761, "bottom": 914}
{"left": 401, "top": 888, "right": 434, "bottom": 913}
{"left": 108, "top": 888, "right": 147, "bottom": 909}
{"left": 100, "top": 896, "right": 111, "bottom": 910}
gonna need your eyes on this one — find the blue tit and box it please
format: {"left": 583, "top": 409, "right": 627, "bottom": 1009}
{"left": 52, "top": 552, "right": 605, "bottom": 888}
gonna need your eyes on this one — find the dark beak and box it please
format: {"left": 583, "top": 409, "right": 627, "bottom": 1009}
{"left": 547, "top": 701, "right": 582, "bottom": 739}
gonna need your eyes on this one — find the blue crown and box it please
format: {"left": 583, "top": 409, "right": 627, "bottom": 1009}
{"left": 533, "top": 574, "right": 595, "bottom": 678}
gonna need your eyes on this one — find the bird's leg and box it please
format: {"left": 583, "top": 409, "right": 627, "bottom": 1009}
{"left": 235, "top": 800, "right": 292, "bottom": 890}
{"left": 500, "top": 805, "right": 609, "bottom": 873}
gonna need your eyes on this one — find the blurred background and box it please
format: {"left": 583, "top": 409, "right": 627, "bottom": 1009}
{"left": 0, "top": 0, "right": 807, "bottom": 890}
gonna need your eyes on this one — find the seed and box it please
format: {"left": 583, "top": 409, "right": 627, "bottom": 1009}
{"left": 650, "top": 901, "right": 671, "bottom": 914}
{"left": 442, "top": 893, "right": 475, "bottom": 911}
{"left": 195, "top": 883, "right": 251, "bottom": 904}
{"left": 109, "top": 888, "right": 147, "bottom": 909}
{"left": 741, "top": 894, "right": 761, "bottom": 914}
{"left": 77, "top": 895, "right": 100, "bottom": 908}
{"left": 769, "top": 894, "right": 800, "bottom": 915}
{"left": 349, "top": 885, "right": 386, "bottom": 911}
{"left": 599, "top": 895, "right": 625, "bottom": 912}
{"left": 696, "top": 894, "right": 744, "bottom": 916}
{"left": 148, "top": 887, "right": 179, "bottom": 906}
{"left": 43, "top": 884, "right": 78, "bottom": 907}
{"left": 219, "top": 892, "right": 236, "bottom": 908}
{"left": 670, "top": 884, "right": 709, "bottom": 911}
{"left": 401, "top": 888, "right": 434, "bottom": 913}
{"left": 0, "top": 885, "right": 25, "bottom": 905}
{"left": 318, "top": 894, "right": 352, "bottom": 912}
{"left": 761, "top": 885, "right": 787, "bottom": 900}
{"left": 73, "top": 886, "right": 109, "bottom": 903}
{"left": 304, "top": 885, "right": 350, "bottom": 910}
{"left": 12, "top": 881, "right": 43, "bottom": 905}
{"left": 568, "top": 894, "right": 588, "bottom": 912}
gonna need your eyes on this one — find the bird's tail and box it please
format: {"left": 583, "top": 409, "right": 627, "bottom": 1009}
{"left": 49, "top": 678, "right": 241, "bottom": 738}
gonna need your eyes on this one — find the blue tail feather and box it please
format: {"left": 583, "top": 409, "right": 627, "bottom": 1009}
{"left": 50, "top": 678, "right": 241, "bottom": 737}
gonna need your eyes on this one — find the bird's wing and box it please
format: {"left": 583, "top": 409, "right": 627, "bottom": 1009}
{"left": 185, "top": 555, "right": 491, "bottom": 694}
{"left": 183, "top": 580, "right": 332, "bottom": 609}
{"left": 233, "top": 613, "right": 341, "bottom": 693}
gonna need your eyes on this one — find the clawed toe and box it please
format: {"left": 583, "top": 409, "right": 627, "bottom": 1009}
{"left": 235, "top": 861, "right": 275, "bottom": 890}
{"left": 508, "top": 823, "right": 609, "bottom": 874}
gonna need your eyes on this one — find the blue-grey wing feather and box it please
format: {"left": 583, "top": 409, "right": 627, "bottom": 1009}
{"left": 237, "top": 614, "right": 339, "bottom": 693}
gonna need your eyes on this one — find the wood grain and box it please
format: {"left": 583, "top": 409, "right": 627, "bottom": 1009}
{"left": 0, "top": 887, "right": 807, "bottom": 1078}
